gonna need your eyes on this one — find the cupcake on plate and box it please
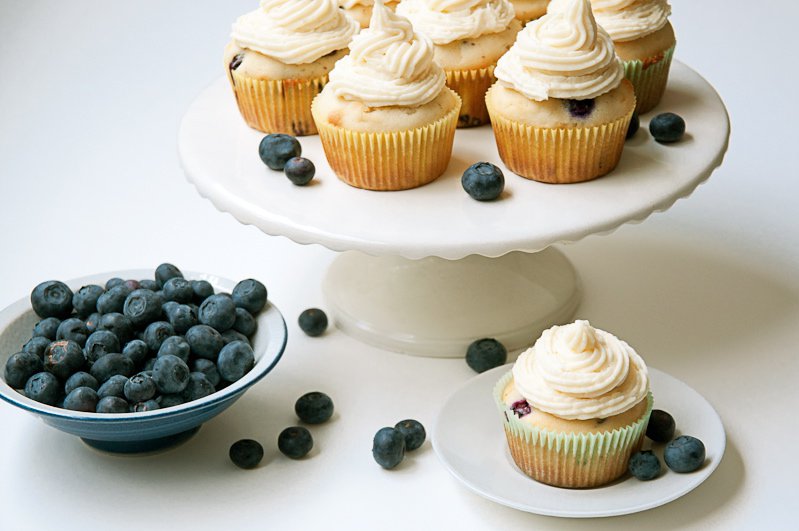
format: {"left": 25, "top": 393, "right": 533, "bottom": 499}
{"left": 338, "top": 0, "right": 400, "bottom": 28}
{"left": 495, "top": 320, "right": 653, "bottom": 488}
{"left": 511, "top": 0, "right": 550, "bottom": 23}
{"left": 396, "top": 0, "right": 521, "bottom": 128}
{"left": 224, "top": 0, "right": 359, "bottom": 136}
{"left": 312, "top": 0, "right": 461, "bottom": 191}
{"left": 590, "top": 0, "right": 675, "bottom": 113}
{"left": 486, "top": 0, "right": 635, "bottom": 183}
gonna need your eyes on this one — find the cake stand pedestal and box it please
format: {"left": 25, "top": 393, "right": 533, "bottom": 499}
{"left": 179, "top": 61, "right": 729, "bottom": 357}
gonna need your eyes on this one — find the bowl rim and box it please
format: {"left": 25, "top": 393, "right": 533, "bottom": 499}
{"left": 0, "top": 268, "right": 288, "bottom": 423}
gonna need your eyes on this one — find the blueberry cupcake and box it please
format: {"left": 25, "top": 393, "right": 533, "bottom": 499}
{"left": 495, "top": 320, "right": 653, "bottom": 488}
{"left": 338, "top": 0, "right": 399, "bottom": 28}
{"left": 590, "top": 0, "right": 675, "bottom": 113}
{"left": 511, "top": 0, "right": 550, "bottom": 23}
{"left": 486, "top": 0, "right": 635, "bottom": 183}
{"left": 312, "top": 0, "right": 461, "bottom": 190}
{"left": 396, "top": 0, "right": 521, "bottom": 128}
{"left": 224, "top": 0, "right": 358, "bottom": 135}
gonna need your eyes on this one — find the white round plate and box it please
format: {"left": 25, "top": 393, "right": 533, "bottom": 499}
{"left": 431, "top": 366, "right": 726, "bottom": 518}
{"left": 179, "top": 60, "right": 729, "bottom": 260}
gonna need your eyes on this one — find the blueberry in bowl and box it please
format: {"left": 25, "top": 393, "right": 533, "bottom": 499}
{"left": 0, "top": 268, "right": 287, "bottom": 453}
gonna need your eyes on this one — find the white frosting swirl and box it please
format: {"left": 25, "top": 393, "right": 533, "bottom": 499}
{"left": 339, "top": 0, "right": 373, "bottom": 7}
{"left": 494, "top": 0, "right": 624, "bottom": 100}
{"left": 512, "top": 320, "right": 649, "bottom": 420}
{"left": 591, "top": 0, "right": 670, "bottom": 42}
{"left": 396, "top": 0, "right": 516, "bottom": 44}
{"left": 326, "top": 0, "right": 446, "bottom": 107}
{"left": 232, "top": 0, "right": 359, "bottom": 65}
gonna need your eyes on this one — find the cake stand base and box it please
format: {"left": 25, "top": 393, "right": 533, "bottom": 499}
{"left": 322, "top": 248, "right": 581, "bottom": 358}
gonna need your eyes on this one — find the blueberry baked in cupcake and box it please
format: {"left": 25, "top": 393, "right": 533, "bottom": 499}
{"left": 224, "top": 0, "right": 358, "bottom": 135}
{"left": 338, "top": 0, "right": 400, "bottom": 28}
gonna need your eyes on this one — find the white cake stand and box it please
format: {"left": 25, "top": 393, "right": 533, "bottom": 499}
{"left": 179, "top": 60, "right": 729, "bottom": 357}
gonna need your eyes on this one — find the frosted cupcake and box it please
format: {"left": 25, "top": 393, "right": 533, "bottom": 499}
{"left": 486, "top": 0, "right": 635, "bottom": 183}
{"left": 224, "top": 0, "right": 358, "bottom": 135}
{"left": 338, "top": 0, "right": 400, "bottom": 28}
{"left": 495, "top": 320, "right": 652, "bottom": 488}
{"left": 396, "top": 0, "right": 521, "bottom": 127}
{"left": 312, "top": 0, "right": 461, "bottom": 191}
{"left": 511, "top": 0, "right": 550, "bottom": 23}
{"left": 590, "top": 0, "right": 675, "bottom": 113}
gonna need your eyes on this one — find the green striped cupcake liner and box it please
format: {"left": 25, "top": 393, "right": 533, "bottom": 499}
{"left": 622, "top": 43, "right": 676, "bottom": 114}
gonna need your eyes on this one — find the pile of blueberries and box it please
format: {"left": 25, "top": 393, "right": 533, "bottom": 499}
{"left": 628, "top": 409, "right": 706, "bottom": 480}
{"left": 3, "top": 263, "right": 267, "bottom": 414}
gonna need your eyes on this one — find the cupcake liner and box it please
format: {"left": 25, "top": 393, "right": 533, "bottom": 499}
{"left": 494, "top": 371, "right": 653, "bottom": 488}
{"left": 229, "top": 70, "right": 327, "bottom": 136}
{"left": 622, "top": 43, "right": 676, "bottom": 114}
{"left": 486, "top": 89, "right": 634, "bottom": 184}
{"left": 311, "top": 90, "right": 461, "bottom": 191}
{"left": 445, "top": 65, "right": 495, "bottom": 128}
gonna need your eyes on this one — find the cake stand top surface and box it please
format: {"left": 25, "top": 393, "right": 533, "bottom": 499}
{"left": 179, "top": 60, "right": 729, "bottom": 260}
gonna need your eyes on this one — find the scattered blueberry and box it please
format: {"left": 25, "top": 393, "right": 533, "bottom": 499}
{"left": 30, "top": 280, "right": 73, "bottom": 319}
{"left": 64, "top": 371, "right": 99, "bottom": 395}
{"left": 372, "top": 427, "right": 405, "bottom": 469}
{"left": 394, "top": 419, "right": 425, "bottom": 451}
{"left": 510, "top": 399, "right": 532, "bottom": 418}
{"left": 295, "top": 392, "right": 334, "bottom": 424}
{"left": 284, "top": 157, "right": 315, "bottom": 186}
{"left": 142, "top": 321, "right": 175, "bottom": 351}
{"left": 626, "top": 112, "right": 640, "bottom": 139}
{"left": 565, "top": 98, "right": 595, "bottom": 119}
{"left": 4, "top": 351, "right": 44, "bottom": 389}
{"left": 96, "top": 396, "right": 129, "bottom": 413}
{"left": 163, "top": 277, "right": 194, "bottom": 304}
{"left": 133, "top": 399, "right": 161, "bottom": 412}
{"left": 90, "top": 353, "right": 135, "bottom": 384}
{"left": 278, "top": 426, "right": 313, "bottom": 459}
{"left": 98, "top": 313, "right": 135, "bottom": 345}
{"left": 122, "top": 339, "right": 150, "bottom": 367}
{"left": 199, "top": 294, "right": 237, "bottom": 332}
{"left": 191, "top": 358, "right": 221, "bottom": 387}
{"left": 465, "top": 338, "right": 507, "bottom": 373}
{"left": 232, "top": 279, "right": 267, "bottom": 314}
{"left": 649, "top": 112, "right": 685, "bottom": 143}
{"left": 96, "top": 285, "right": 132, "bottom": 314}
{"left": 124, "top": 289, "right": 164, "bottom": 327}
{"left": 646, "top": 409, "right": 676, "bottom": 443}
{"left": 97, "top": 374, "right": 129, "bottom": 399}
{"left": 298, "top": 308, "right": 327, "bottom": 337}
{"left": 664, "top": 435, "right": 705, "bottom": 473}
{"left": 185, "top": 324, "right": 224, "bottom": 360}
{"left": 259, "top": 134, "right": 302, "bottom": 171}
{"left": 461, "top": 162, "right": 504, "bottom": 201}
{"left": 152, "top": 354, "right": 190, "bottom": 394}
{"left": 56, "top": 318, "right": 90, "bottom": 347}
{"left": 124, "top": 372, "right": 157, "bottom": 403}
{"left": 63, "top": 387, "right": 99, "bottom": 412}
{"left": 43, "top": 340, "right": 86, "bottom": 381}
{"left": 158, "top": 335, "right": 191, "bottom": 363}
{"left": 84, "top": 330, "right": 121, "bottom": 364}
{"left": 230, "top": 439, "right": 264, "bottom": 469}
{"left": 628, "top": 450, "right": 662, "bottom": 480}
{"left": 217, "top": 341, "right": 254, "bottom": 382}
{"left": 155, "top": 263, "right": 183, "bottom": 289}
{"left": 72, "top": 285, "right": 105, "bottom": 318}
{"left": 24, "top": 372, "right": 61, "bottom": 406}
{"left": 22, "top": 336, "right": 51, "bottom": 359}
{"left": 33, "top": 317, "right": 61, "bottom": 340}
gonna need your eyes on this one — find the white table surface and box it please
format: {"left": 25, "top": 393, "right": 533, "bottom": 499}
{"left": 0, "top": 1, "right": 796, "bottom": 529}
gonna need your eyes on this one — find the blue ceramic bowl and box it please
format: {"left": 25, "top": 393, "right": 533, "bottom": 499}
{"left": 0, "top": 269, "right": 287, "bottom": 453}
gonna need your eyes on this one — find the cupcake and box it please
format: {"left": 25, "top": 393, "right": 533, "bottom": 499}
{"left": 312, "top": 0, "right": 461, "bottom": 191}
{"left": 224, "top": 0, "right": 359, "bottom": 136}
{"left": 590, "top": 0, "right": 675, "bottom": 113}
{"left": 486, "top": 0, "right": 635, "bottom": 183}
{"left": 396, "top": 0, "right": 521, "bottom": 128}
{"left": 338, "top": 0, "right": 400, "bottom": 28}
{"left": 495, "top": 320, "right": 652, "bottom": 488}
{"left": 511, "top": 0, "right": 550, "bottom": 23}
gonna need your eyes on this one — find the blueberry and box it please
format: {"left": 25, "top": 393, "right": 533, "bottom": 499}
{"left": 124, "top": 289, "right": 163, "bottom": 327}
{"left": 461, "top": 162, "right": 504, "bottom": 201}
{"left": 98, "top": 313, "right": 135, "bottom": 345}
{"left": 133, "top": 399, "right": 161, "bottom": 412}
{"left": 105, "top": 277, "right": 124, "bottom": 290}
{"left": 138, "top": 279, "right": 159, "bottom": 291}
{"left": 90, "top": 353, "right": 135, "bottom": 383}
{"left": 229, "top": 52, "right": 245, "bottom": 72}
{"left": 191, "top": 358, "right": 221, "bottom": 387}
{"left": 230, "top": 278, "right": 267, "bottom": 315}
{"left": 646, "top": 409, "right": 676, "bottom": 443}
{"left": 626, "top": 112, "right": 640, "bottom": 140}
{"left": 24, "top": 372, "right": 61, "bottom": 406}
{"left": 97, "top": 374, "right": 129, "bottom": 399}
{"left": 157, "top": 393, "right": 186, "bottom": 409}
{"left": 43, "top": 340, "right": 86, "bottom": 380}
{"left": 259, "top": 134, "right": 302, "bottom": 171}
{"left": 649, "top": 112, "right": 685, "bottom": 143}
{"left": 230, "top": 439, "right": 264, "bottom": 469}
{"left": 564, "top": 98, "right": 595, "bottom": 119}
{"left": 199, "top": 294, "right": 237, "bottom": 332}
{"left": 233, "top": 308, "right": 258, "bottom": 337}
{"left": 97, "top": 284, "right": 133, "bottom": 314}
{"left": 294, "top": 392, "right": 334, "bottom": 424}
{"left": 394, "top": 419, "right": 426, "bottom": 451}
{"left": 64, "top": 371, "right": 99, "bottom": 395}
{"left": 664, "top": 435, "right": 705, "bottom": 473}
{"left": 217, "top": 341, "right": 254, "bottom": 382}
{"left": 84, "top": 312, "right": 102, "bottom": 334}
{"left": 167, "top": 304, "right": 198, "bottom": 334}
{"left": 122, "top": 339, "right": 149, "bottom": 367}
{"left": 22, "top": 336, "right": 51, "bottom": 360}
{"left": 465, "top": 338, "right": 507, "bottom": 373}
{"left": 221, "top": 329, "right": 250, "bottom": 346}
{"left": 142, "top": 321, "right": 175, "bottom": 351}
{"left": 32, "top": 317, "right": 61, "bottom": 340}
{"left": 298, "top": 308, "right": 327, "bottom": 337}
{"left": 4, "top": 352, "right": 44, "bottom": 389}
{"left": 163, "top": 277, "right": 194, "bottom": 304}
{"left": 124, "top": 372, "right": 157, "bottom": 402}
{"left": 72, "top": 284, "right": 105, "bottom": 318}
{"left": 56, "top": 318, "right": 90, "bottom": 347}
{"left": 155, "top": 263, "right": 183, "bottom": 289}
{"left": 372, "top": 427, "right": 405, "bottom": 469}
{"left": 157, "top": 335, "right": 190, "bottom": 362}
{"left": 191, "top": 280, "right": 215, "bottom": 304}
{"left": 30, "top": 280, "right": 73, "bottom": 319}
{"left": 83, "top": 330, "right": 121, "bottom": 364}
{"left": 63, "top": 387, "right": 99, "bottom": 412}
{"left": 96, "top": 396, "right": 129, "bottom": 413}
{"left": 143, "top": 357, "right": 157, "bottom": 371}
{"left": 277, "top": 426, "right": 313, "bottom": 459}
{"left": 183, "top": 372, "right": 216, "bottom": 401}
{"left": 152, "top": 354, "right": 190, "bottom": 394}
{"left": 284, "top": 157, "right": 315, "bottom": 185}
{"left": 628, "top": 450, "right": 662, "bottom": 480}
{"left": 123, "top": 279, "right": 141, "bottom": 291}
{"left": 185, "top": 324, "right": 224, "bottom": 360}
{"left": 511, "top": 399, "right": 532, "bottom": 418}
